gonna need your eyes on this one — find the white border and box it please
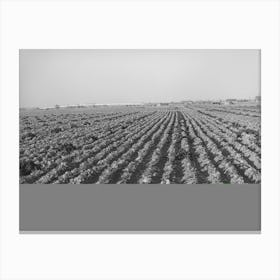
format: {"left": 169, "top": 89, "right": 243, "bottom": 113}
{"left": 1, "top": 0, "right": 279, "bottom": 279}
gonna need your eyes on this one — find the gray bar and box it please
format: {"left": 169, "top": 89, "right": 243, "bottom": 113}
{"left": 20, "top": 231, "right": 261, "bottom": 234}
{"left": 20, "top": 184, "right": 261, "bottom": 232}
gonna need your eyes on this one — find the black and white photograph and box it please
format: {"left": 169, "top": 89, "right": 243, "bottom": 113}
{"left": 19, "top": 49, "right": 261, "bottom": 184}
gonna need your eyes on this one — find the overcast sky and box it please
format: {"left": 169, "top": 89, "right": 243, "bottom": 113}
{"left": 19, "top": 49, "right": 260, "bottom": 108}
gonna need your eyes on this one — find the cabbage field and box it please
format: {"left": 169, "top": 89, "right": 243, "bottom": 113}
{"left": 19, "top": 103, "right": 261, "bottom": 184}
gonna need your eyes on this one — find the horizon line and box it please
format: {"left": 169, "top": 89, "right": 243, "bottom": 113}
{"left": 20, "top": 97, "right": 260, "bottom": 109}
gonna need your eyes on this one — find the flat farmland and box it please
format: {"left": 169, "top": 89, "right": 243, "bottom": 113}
{"left": 19, "top": 103, "right": 261, "bottom": 184}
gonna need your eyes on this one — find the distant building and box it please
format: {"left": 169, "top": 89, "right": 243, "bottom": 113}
{"left": 212, "top": 101, "right": 222, "bottom": 105}
{"left": 255, "top": 96, "right": 261, "bottom": 102}
{"left": 156, "top": 103, "right": 169, "bottom": 106}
